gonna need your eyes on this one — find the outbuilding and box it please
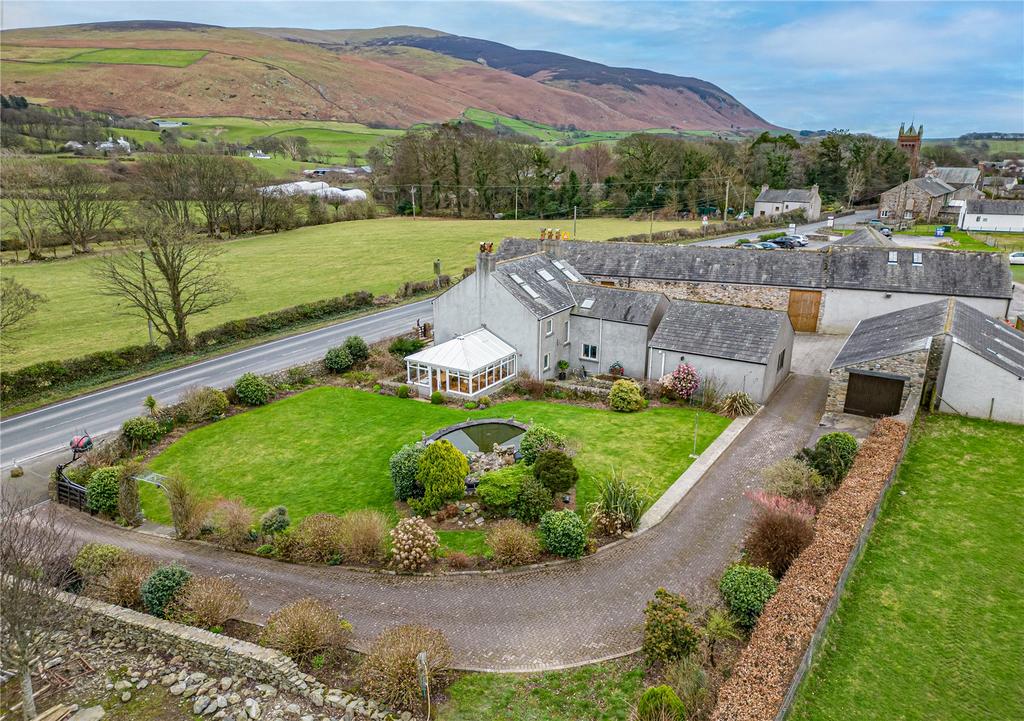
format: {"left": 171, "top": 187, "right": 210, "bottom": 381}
{"left": 958, "top": 199, "right": 1024, "bottom": 232}
{"left": 648, "top": 300, "right": 794, "bottom": 403}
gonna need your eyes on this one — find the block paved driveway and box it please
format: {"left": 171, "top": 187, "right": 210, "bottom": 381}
{"left": 54, "top": 373, "right": 829, "bottom": 672}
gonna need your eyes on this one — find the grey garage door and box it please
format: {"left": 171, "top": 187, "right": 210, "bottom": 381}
{"left": 844, "top": 372, "right": 904, "bottom": 417}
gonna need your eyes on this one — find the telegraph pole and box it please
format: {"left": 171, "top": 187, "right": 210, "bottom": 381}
{"left": 723, "top": 180, "right": 730, "bottom": 222}
{"left": 649, "top": 210, "right": 654, "bottom": 242}
{"left": 514, "top": 186, "right": 519, "bottom": 221}
{"left": 572, "top": 206, "right": 577, "bottom": 239}
{"left": 410, "top": 186, "right": 417, "bottom": 219}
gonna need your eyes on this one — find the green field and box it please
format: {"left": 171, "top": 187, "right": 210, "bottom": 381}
{"left": 66, "top": 48, "right": 208, "bottom": 67}
{"left": 789, "top": 414, "right": 1024, "bottom": 721}
{"left": 2, "top": 216, "right": 706, "bottom": 369}
{"left": 897, "top": 225, "right": 1024, "bottom": 281}
{"left": 139, "top": 387, "right": 728, "bottom": 526}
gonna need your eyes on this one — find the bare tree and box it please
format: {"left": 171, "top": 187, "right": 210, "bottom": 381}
{"left": 0, "top": 277, "right": 46, "bottom": 350}
{"left": 846, "top": 166, "right": 866, "bottom": 208}
{"left": 0, "top": 155, "right": 49, "bottom": 259}
{"left": 96, "top": 220, "right": 233, "bottom": 352}
{"left": 0, "top": 499, "right": 78, "bottom": 720}
{"left": 41, "top": 161, "right": 122, "bottom": 253}
{"left": 136, "top": 152, "right": 195, "bottom": 226}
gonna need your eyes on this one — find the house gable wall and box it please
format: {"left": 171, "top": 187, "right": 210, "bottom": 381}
{"left": 938, "top": 342, "right": 1024, "bottom": 423}
{"left": 819, "top": 289, "right": 1009, "bottom": 335}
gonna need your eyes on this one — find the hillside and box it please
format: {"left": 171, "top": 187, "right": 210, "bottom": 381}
{"left": 0, "top": 21, "right": 773, "bottom": 131}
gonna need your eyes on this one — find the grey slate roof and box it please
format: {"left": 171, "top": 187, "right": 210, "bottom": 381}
{"left": 649, "top": 300, "right": 788, "bottom": 364}
{"left": 901, "top": 177, "right": 956, "bottom": 197}
{"left": 756, "top": 188, "right": 815, "bottom": 204}
{"left": 825, "top": 246, "right": 1013, "bottom": 299}
{"left": 567, "top": 283, "right": 665, "bottom": 325}
{"left": 929, "top": 167, "right": 981, "bottom": 186}
{"left": 833, "top": 227, "right": 897, "bottom": 247}
{"left": 832, "top": 299, "right": 1024, "bottom": 378}
{"left": 492, "top": 253, "right": 579, "bottom": 318}
{"left": 964, "top": 199, "right": 1024, "bottom": 215}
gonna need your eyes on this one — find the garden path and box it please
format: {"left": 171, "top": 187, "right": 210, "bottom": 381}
{"left": 52, "top": 373, "right": 829, "bottom": 672}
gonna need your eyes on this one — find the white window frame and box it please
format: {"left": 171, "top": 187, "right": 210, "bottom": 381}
{"left": 563, "top": 319, "right": 570, "bottom": 346}
{"left": 887, "top": 251, "right": 898, "bottom": 265}
{"left": 543, "top": 353, "right": 550, "bottom": 371}
{"left": 912, "top": 251, "right": 923, "bottom": 266}
{"left": 545, "top": 318, "right": 553, "bottom": 336}
{"left": 880, "top": 209, "right": 891, "bottom": 218}
{"left": 582, "top": 344, "right": 598, "bottom": 360}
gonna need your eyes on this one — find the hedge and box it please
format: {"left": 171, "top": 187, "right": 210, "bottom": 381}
{"left": 709, "top": 417, "right": 909, "bottom": 721}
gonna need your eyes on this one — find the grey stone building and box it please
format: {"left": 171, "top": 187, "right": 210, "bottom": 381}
{"left": 648, "top": 300, "right": 794, "bottom": 403}
{"left": 877, "top": 177, "right": 956, "bottom": 222}
{"left": 924, "top": 165, "right": 981, "bottom": 190}
{"left": 828, "top": 299, "right": 1024, "bottom": 423}
{"left": 753, "top": 184, "right": 821, "bottom": 221}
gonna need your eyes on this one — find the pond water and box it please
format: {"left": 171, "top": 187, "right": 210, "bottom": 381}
{"left": 435, "top": 422, "right": 526, "bottom": 454}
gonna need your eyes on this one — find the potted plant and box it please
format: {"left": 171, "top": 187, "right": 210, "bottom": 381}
{"left": 609, "top": 361, "right": 624, "bottom": 377}
{"left": 557, "top": 360, "right": 570, "bottom": 380}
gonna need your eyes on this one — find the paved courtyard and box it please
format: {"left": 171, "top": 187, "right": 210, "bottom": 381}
{"left": 50, "top": 371, "right": 830, "bottom": 672}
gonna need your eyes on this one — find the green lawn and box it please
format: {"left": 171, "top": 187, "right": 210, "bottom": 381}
{"left": 3, "top": 216, "right": 705, "bottom": 370}
{"left": 437, "top": 530, "right": 489, "bottom": 558}
{"left": 140, "top": 386, "right": 729, "bottom": 526}
{"left": 67, "top": 48, "right": 208, "bottom": 67}
{"left": 439, "top": 656, "right": 644, "bottom": 721}
{"left": 788, "top": 414, "right": 1024, "bottom": 721}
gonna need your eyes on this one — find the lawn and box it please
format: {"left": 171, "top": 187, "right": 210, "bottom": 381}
{"left": 66, "top": 48, "right": 208, "bottom": 67}
{"left": 140, "top": 386, "right": 729, "bottom": 527}
{"left": 3, "top": 216, "right": 706, "bottom": 369}
{"left": 788, "top": 414, "right": 1024, "bottom": 721}
{"left": 439, "top": 656, "right": 644, "bottom": 721}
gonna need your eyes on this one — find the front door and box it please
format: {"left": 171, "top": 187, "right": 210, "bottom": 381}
{"left": 787, "top": 289, "right": 822, "bottom": 332}
{"left": 843, "top": 372, "right": 905, "bottom": 417}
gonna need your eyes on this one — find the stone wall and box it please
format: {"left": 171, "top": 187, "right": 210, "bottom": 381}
{"left": 826, "top": 349, "right": 929, "bottom": 414}
{"left": 612, "top": 279, "right": 791, "bottom": 311}
{"left": 878, "top": 182, "right": 947, "bottom": 221}
{"left": 61, "top": 590, "right": 399, "bottom": 720}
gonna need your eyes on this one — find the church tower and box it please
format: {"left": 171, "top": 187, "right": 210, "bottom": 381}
{"left": 897, "top": 122, "right": 923, "bottom": 176}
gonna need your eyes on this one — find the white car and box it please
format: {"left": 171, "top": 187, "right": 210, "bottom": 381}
{"left": 1009, "top": 251, "right": 1024, "bottom": 265}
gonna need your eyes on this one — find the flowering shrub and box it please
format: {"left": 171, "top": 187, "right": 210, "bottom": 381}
{"left": 662, "top": 363, "right": 700, "bottom": 400}
{"left": 744, "top": 489, "right": 815, "bottom": 522}
{"left": 744, "top": 491, "right": 815, "bottom": 577}
{"left": 390, "top": 517, "right": 439, "bottom": 571}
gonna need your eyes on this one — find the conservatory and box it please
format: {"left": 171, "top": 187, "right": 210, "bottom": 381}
{"left": 405, "top": 328, "right": 518, "bottom": 398}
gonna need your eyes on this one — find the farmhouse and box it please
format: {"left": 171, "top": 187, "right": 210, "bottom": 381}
{"left": 496, "top": 239, "right": 1013, "bottom": 334}
{"left": 828, "top": 299, "right": 1024, "bottom": 424}
{"left": 958, "top": 199, "right": 1024, "bottom": 232}
{"left": 648, "top": 300, "right": 793, "bottom": 403}
{"left": 753, "top": 184, "right": 821, "bottom": 221}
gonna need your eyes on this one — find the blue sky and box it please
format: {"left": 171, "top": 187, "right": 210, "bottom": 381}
{"left": 2, "top": 0, "right": 1022, "bottom": 136}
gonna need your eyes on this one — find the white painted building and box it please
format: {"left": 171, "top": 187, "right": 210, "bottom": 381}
{"left": 753, "top": 184, "right": 821, "bottom": 221}
{"left": 958, "top": 199, "right": 1024, "bottom": 233}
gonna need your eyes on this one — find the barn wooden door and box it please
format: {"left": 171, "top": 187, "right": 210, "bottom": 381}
{"left": 787, "top": 290, "right": 822, "bottom": 332}
{"left": 844, "top": 372, "right": 904, "bottom": 417}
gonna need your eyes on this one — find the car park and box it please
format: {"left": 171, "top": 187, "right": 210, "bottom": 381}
{"left": 755, "top": 242, "right": 778, "bottom": 250}
{"left": 738, "top": 242, "right": 759, "bottom": 249}
{"left": 1010, "top": 251, "right": 1024, "bottom": 265}
{"left": 770, "top": 238, "right": 798, "bottom": 249}
{"left": 781, "top": 234, "right": 809, "bottom": 247}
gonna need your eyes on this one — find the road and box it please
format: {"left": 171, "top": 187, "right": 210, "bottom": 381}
{"left": 0, "top": 299, "right": 433, "bottom": 468}
{"left": 693, "top": 208, "right": 876, "bottom": 248}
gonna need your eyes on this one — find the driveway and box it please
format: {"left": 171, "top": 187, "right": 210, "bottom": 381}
{"left": 50, "top": 372, "right": 829, "bottom": 672}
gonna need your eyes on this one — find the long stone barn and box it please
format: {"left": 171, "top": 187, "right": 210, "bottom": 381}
{"left": 497, "top": 239, "right": 1013, "bottom": 335}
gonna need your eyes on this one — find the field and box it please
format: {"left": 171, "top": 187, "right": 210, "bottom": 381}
{"left": 0, "top": 45, "right": 99, "bottom": 62}
{"left": 66, "top": 48, "right": 208, "bottom": 67}
{"left": 139, "top": 387, "right": 729, "bottom": 526}
{"left": 789, "top": 414, "right": 1024, "bottom": 721}
{"left": 2, "top": 216, "right": 707, "bottom": 370}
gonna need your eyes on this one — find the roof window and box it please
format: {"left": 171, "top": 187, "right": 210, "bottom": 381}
{"left": 580, "top": 298, "right": 596, "bottom": 309}
{"left": 509, "top": 273, "right": 524, "bottom": 283}
{"left": 537, "top": 269, "right": 555, "bottom": 281}
{"left": 912, "top": 252, "right": 923, "bottom": 266}
{"left": 521, "top": 283, "right": 540, "bottom": 299}
{"left": 887, "top": 251, "right": 898, "bottom": 265}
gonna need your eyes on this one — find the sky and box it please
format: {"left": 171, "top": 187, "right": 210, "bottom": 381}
{"left": 2, "top": 0, "right": 1022, "bottom": 137}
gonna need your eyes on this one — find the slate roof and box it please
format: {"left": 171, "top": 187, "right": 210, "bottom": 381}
{"left": 567, "top": 283, "right": 665, "bottom": 325}
{"left": 832, "top": 299, "right": 1024, "bottom": 378}
{"left": 964, "top": 199, "right": 1024, "bottom": 215}
{"left": 929, "top": 167, "right": 981, "bottom": 186}
{"left": 904, "top": 177, "right": 956, "bottom": 197}
{"left": 492, "top": 253, "right": 580, "bottom": 318}
{"left": 833, "top": 227, "right": 898, "bottom": 247}
{"left": 756, "top": 188, "right": 815, "bottom": 204}
{"left": 824, "top": 247, "right": 1013, "bottom": 299}
{"left": 649, "top": 300, "right": 788, "bottom": 364}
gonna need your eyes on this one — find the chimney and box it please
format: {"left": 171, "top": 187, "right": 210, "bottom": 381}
{"left": 476, "top": 242, "right": 495, "bottom": 277}
{"left": 761, "top": 184, "right": 769, "bottom": 194}
{"left": 811, "top": 184, "right": 819, "bottom": 196}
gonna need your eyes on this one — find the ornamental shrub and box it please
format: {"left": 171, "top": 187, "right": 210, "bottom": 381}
{"left": 643, "top": 588, "right": 699, "bottom": 666}
{"left": 430, "top": 391, "right": 444, "bottom": 405}
{"left": 634, "top": 685, "right": 686, "bottom": 721}
{"left": 513, "top": 475, "right": 553, "bottom": 523}
{"left": 717, "top": 391, "right": 758, "bottom": 418}
{"left": 744, "top": 490, "right": 815, "bottom": 578}
{"left": 324, "top": 345, "right": 354, "bottom": 373}
{"left": 663, "top": 657, "right": 708, "bottom": 716}
{"left": 389, "top": 443, "right": 426, "bottom": 501}
{"left": 290, "top": 513, "right": 346, "bottom": 563}
{"left": 608, "top": 378, "right": 647, "bottom": 412}
{"left": 390, "top": 517, "right": 439, "bottom": 571}
{"left": 207, "top": 498, "right": 256, "bottom": 551}
{"left": 117, "top": 468, "right": 142, "bottom": 527}
{"left": 518, "top": 425, "right": 567, "bottom": 465}
{"left": 259, "top": 505, "right": 291, "bottom": 536}
{"left": 87, "top": 553, "right": 155, "bottom": 610}
{"left": 396, "top": 384, "right": 410, "bottom": 399}
{"left": 261, "top": 597, "right": 352, "bottom": 664}
{"left": 662, "top": 363, "right": 700, "bottom": 401}
{"left": 532, "top": 449, "right": 579, "bottom": 494}
{"left": 719, "top": 563, "right": 777, "bottom": 628}
{"left": 178, "top": 386, "right": 229, "bottom": 423}
{"left": 588, "top": 471, "right": 651, "bottom": 536}
{"left": 73, "top": 543, "right": 126, "bottom": 582}
{"left": 170, "top": 576, "right": 248, "bottom": 630}
{"left": 761, "top": 458, "right": 824, "bottom": 501}
{"left": 477, "top": 463, "right": 529, "bottom": 517}
{"left": 389, "top": 337, "right": 425, "bottom": 358}
{"left": 486, "top": 520, "right": 541, "bottom": 566}
{"left": 121, "top": 416, "right": 162, "bottom": 450}
{"left": 234, "top": 372, "right": 272, "bottom": 406}
{"left": 85, "top": 467, "right": 120, "bottom": 517}
{"left": 343, "top": 335, "right": 370, "bottom": 364}
{"left": 538, "top": 510, "right": 588, "bottom": 558}
{"left": 338, "top": 509, "right": 390, "bottom": 564}
{"left": 464, "top": 401, "right": 478, "bottom": 409}
{"left": 357, "top": 625, "right": 453, "bottom": 712}
{"left": 164, "top": 474, "right": 205, "bottom": 540}
{"left": 141, "top": 563, "right": 192, "bottom": 618}
{"left": 807, "top": 432, "right": 859, "bottom": 489}
{"left": 415, "top": 440, "right": 469, "bottom": 513}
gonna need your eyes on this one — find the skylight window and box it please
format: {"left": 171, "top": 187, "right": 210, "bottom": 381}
{"left": 560, "top": 268, "right": 580, "bottom": 282}
{"left": 912, "top": 252, "right": 923, "bottom": 266}
{"left": 509, "top": 273, "right": 525, "bottom": 284}
{"left": 521, "top": 284, "right": 540, "bottom": 299}
{"left": 537, "top": 269, "right": 555, "bottom": 281}
{"left": 887, "top": 251, "right": 898, "bottom": 265}
{"left": 552, "top": 260, "right": 565, "bottom": 269}
{"left": 580, "top": 298, "right": 596, "bottom": 309}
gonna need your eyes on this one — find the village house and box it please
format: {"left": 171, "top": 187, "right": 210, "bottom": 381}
{"left": 877, "top": 177, "right": 955, "bottom": 222}
{"left": 958, "top": 199, "right": 1024, "bottom": 233}
{"left": 924, "top": 165, "right": 981, "bottom": 190}
{"left": 753, "top": 184, "right": 821, "bottom": 221}
{"left": 828, "top": 299, "right": 1024, "bottom": 424}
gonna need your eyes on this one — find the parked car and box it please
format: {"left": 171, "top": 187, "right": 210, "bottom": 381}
{"left": 738, "top": 242, "right": 760, "bottom": 250}
{"left": 770, "top": 238, "right": 798, "bottom": 249}
{"left": 755, "top": 242, "right": 778, "bottom": 250}
{"left": 880, "top": 228, "right": 893, "bottom": 237}
{"left": 868, "top": 219, "right": 889, "bottom": 228}
{"left": 1009, "top": 251, "right": 1024, "bottom": 265}
{"left": 782, "top": 234, "right": 809, "bottom": 247}
{"left": 735, "top": 211, "right": 750, "bottom": 220}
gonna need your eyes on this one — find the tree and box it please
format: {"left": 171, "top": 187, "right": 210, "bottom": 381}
{"left": 41, "top": 161, "right": 122, "bottom": 253}
{"left": 96, "top": 220, "right": 233, "bottom": 352}
{"left": 0, "top": 277, "right": 46, "bottom": 350}
{"left": 845, "top": 166, "right": 866, "bottom": 207}
{"left": 0, "top": 499, "right": 78, "bottom": 720}
{"left": 0, "top": 156, "right": 49, "bottom": 259}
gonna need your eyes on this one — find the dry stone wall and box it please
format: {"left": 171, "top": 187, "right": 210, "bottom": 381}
{"left": 608, "top": 279, "right": 791, "bottom": 311}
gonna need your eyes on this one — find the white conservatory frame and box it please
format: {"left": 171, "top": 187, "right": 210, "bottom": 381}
{"left": 405, "top": 328, "right": 518, "bottom": 398}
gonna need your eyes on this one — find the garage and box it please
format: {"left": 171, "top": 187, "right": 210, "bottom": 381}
{"left": 843, "top": 371, "right": 905, "bottom": 417}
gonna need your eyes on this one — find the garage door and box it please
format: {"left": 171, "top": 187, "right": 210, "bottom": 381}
{"left": 844, "top": 372, "right": 905, "bottom": 417}
{"left": 787, "top": 290, "right": 821, "bottom": 332}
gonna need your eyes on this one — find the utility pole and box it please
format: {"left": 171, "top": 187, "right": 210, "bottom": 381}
{"left": 741, "top": 186, "right": 747, "bottom": 215}
{"left": 649, "top": 210, "right": 654, "bottom": 242}
{"left": 723, "top": 179, "right": 730, "bottom": 223}
{"left": 410, "top": 186, "right": 417, "bottom": 219}
{"left": 572, "top": 206, "right": 577, "bottom": 239}
{"left": 514, "top": 186, "right": 519, "bottom": 221}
